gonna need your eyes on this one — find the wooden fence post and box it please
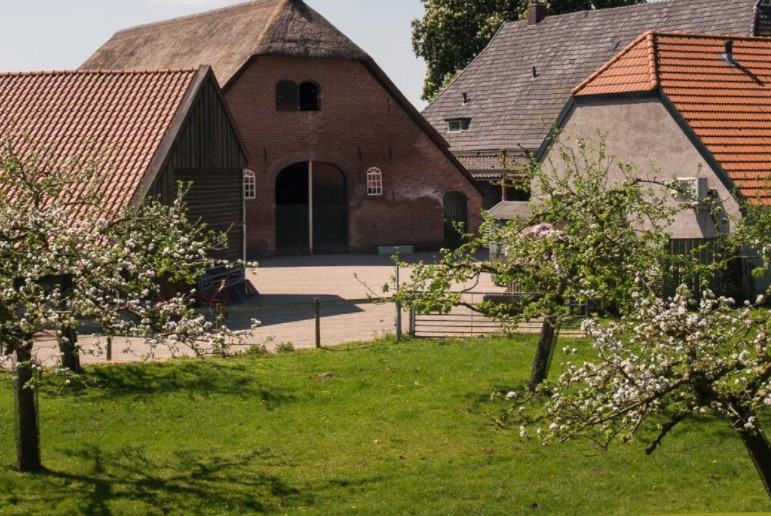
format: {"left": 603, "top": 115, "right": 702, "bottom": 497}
{"left": 314, "top": 298, "right": 321, "bottom": 349}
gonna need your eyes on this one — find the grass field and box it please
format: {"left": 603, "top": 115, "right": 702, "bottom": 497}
{"left": 0, "top": 336, "right": 769, "bottom": 515}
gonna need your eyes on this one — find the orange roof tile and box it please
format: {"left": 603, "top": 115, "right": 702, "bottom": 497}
{"left": 0, "top": 69, "right": 198, "bottom": 219}
{"left": 573, "top": 32, "right": 771, "bottom": 205}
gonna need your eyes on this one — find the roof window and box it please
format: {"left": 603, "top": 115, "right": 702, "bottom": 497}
{"left": 447, "top": 118, "right": 471, "bottom": 132}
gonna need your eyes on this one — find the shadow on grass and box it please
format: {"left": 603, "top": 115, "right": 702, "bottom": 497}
{"left": 26, "top": 446, "right": 312, "bottom": 514}
{"left": 48, "top": 360, "right": 297, "bottom": 407}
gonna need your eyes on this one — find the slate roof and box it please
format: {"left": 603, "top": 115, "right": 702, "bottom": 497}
{"left": 81, "top": 0, "right": 369, "bottom": 88}
{"left": 0, "top": 69, "right": 200, "bottom": 219}
{"left": 422, "top": 0, "right": 764, "bottom": 163}
{"left": 574, "top": 32, "right": 771, "bottom": 205}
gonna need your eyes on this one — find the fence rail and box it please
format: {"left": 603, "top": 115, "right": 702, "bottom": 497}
{"left": 411, "top": 292, "right": 587, "bottom": 339}
{"left": 26, "top": 293, "right": 586, "bottom": 367}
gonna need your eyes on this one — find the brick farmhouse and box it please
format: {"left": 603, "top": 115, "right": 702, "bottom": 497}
{"left": 82, "top": 0, "right": 481, "bottom": 257}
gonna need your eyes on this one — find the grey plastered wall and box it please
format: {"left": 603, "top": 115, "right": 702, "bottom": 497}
{"left": 540, "top": 96, "right": 742, "bottom": 239}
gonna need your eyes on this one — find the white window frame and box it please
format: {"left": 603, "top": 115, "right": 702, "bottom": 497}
{"left": 447, "top": 118, "right": 470, "bottom": 133}
{"left": 243, "top": 169, "right": 256, "bottom": 200}
{"left": 367, "top": 167, "right": 383, "bottom": 196}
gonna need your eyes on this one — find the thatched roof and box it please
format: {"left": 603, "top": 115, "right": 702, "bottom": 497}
{"left": 81, "top": 0, "right": 370, "bottom": 87}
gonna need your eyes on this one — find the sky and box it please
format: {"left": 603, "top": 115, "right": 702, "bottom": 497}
{"left": 0, "top": 0, "right": 429, "bottom": 110}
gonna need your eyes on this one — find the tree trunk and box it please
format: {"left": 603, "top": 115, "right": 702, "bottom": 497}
{"left": 737, "top": 420, "right": 771, "bottom": 500}
{"left": 528, "top": 314, "right": 560, "bottom": 392}
{"left": 58, "top": 325, "right": 82, "bottom": 374}
{"left": 14, "top": 344, "right": 42, "bottom": 472}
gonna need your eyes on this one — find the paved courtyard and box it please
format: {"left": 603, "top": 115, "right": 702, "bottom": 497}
{"left": 248, "top": 251, "right": 501, "bottom": 303}
{"left": 28, "top": 252, "right": 505, "bottom": 366}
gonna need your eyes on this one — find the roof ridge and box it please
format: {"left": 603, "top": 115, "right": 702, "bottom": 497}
{"left": 110, "top": 0, "right": 279, "bottom": 37}
{"left": 648, "top": 30, "right": 771, "bottom": 41}
{"left": 571, "top": 31, "right": 654, "bottom": 95}
{"left": 0, "top": 68, "right": 199, "bottom": 78}
{"left": 646, "top": 32, "right": 659, "bottom": 89}
{"left": 253, "top": 0, "right": 291, "bottom": 53}
{"left": 503, "top": 0, "right": 746, "bottom": 30}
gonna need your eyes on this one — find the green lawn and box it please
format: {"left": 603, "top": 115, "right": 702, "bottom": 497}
{"left": 0, "top": 336, "right": 769, "bottom": 515}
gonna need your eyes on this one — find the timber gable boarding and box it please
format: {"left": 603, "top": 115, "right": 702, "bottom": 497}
{"left": 147, "top": 70, "right": 249, "bottom": 261}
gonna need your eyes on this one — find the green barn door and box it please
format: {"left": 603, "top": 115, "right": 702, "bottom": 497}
{"left": 275, "top": 162, "right": 310, "bottom": 255}
{"left": 443, "top": 191, "right": 468, "bottom": 250}
{"left": 312, "top": 162, "right": 348, "bottom": 254}
{"left": 275, "top": 162, "right": 348, "bottom": 255}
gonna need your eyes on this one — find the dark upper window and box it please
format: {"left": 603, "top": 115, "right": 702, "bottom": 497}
{"left": 276, "top": 80, "right": 298, "bottom": 111}
{"left": 275, "top": 80, "right": 320, "bottom": 111}
{"left": 299, "top": 81, "right": 320, "bottom": 111}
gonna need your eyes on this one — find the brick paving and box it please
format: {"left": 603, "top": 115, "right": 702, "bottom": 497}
{"left": 25, "top": 252, "right": 505, "bottom": 366}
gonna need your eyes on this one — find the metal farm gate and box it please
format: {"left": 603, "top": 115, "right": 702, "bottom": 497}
{"left": 409, "top": 292, "right": 587, "bottom": 339}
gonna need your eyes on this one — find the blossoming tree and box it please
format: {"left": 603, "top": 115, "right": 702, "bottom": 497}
{"left": 0, "top": 141, "right": 242, "bottom": 472}
{"left": 516, "top": 285, "right": 771, "bottom": 499}
{"left": 394, "top": 137, "right": 691, "bottom": 391}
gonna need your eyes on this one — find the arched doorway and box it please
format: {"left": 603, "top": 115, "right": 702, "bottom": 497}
{"left": 275, "top": 161, "right": 348, "bottom": 255}
{"left": 443, "top": 191, "right": 468, "bottom": 250}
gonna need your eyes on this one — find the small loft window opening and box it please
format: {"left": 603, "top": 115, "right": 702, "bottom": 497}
{"left": 367, "top": 167, "right": 383, "bottom": 196}
{"left": 276, "top": 80, "right": 298, "bottom": 111}
{"left": 446, "top": 118, "right": 471, "bottom": 133}
{"left": 276, "top": 80, "right": 320, "bottom": 111}
{"left": 243, "top": 169, "right": 256, "bottom": 200}
{"left": 299, "top": 81, "right": 320, "bottom": 111}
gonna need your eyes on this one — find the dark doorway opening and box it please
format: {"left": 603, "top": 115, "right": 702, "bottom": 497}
{"left": 275, "top": 162, "right": 348, "bottom": 255}
{"left": 443, "top": 191, "right": 468, "bottom": 250}
{"left": 276, "top": 163, "right": 309, "bottom": 254}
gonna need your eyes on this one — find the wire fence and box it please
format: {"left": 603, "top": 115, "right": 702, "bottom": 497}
{"left": 220, "top": 298, "right": 408, "bottom": 351}
{"left": 24, "top": 293, "right": 587, "bottom": 367}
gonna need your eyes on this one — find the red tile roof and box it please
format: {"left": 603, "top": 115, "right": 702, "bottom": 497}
{"left": 0, "top": 69, "right": 198, "bottom": 218}
{"left": 573, "top": 32, "right": 771, "bottom": 205}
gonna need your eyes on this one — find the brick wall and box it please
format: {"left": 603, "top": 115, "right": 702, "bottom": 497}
{"left": 225, "top": 55, "right": 482, "bottom": 257}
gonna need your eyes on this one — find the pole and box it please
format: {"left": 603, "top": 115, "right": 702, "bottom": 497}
{"left": 314, "top": 298, "right": 321, "bottom": 348}
{"left": 395, "top": 257, "right": 402, "bottom": 341}
{"left": 308, "top": 161, "right": 314, "bottom": 255}
{"left": 106, "top": 335, "right": 112, "bottom": 362}
{"left": 242, "top": 172, "right": 247, "bottom": 266}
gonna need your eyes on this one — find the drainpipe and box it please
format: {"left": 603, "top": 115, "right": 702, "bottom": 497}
{"left": 308, "top": 161, "right": 314, "bottom": 255}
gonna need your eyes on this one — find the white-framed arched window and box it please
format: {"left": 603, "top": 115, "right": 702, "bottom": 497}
{"left": 367, "top": 167, "right": 383, "bottom": 196}
{"left": 243, "top": 169, "right": 256, "bottom": 200}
